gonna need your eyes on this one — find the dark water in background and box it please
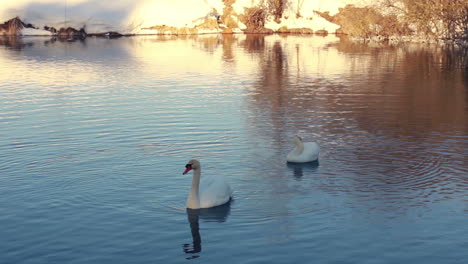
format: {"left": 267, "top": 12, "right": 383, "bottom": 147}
{"left": 0, "top": 35, "right": 467, "bottom": 263}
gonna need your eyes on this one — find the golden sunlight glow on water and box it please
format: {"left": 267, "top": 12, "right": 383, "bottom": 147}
{"left": 0, "top": 35, "right": 359, "bottom": 86}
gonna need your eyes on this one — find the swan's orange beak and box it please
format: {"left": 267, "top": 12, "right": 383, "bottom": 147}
{"left": 183, "top": 164, "right": 192, "bottom": 175}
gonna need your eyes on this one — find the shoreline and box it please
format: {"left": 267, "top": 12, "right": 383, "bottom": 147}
{"left": 1, "top": 17, "right": 466, "bottom": 47}
{"left": 2, "top": 11, "right": 467, "bottom": 47}
{"left": 4, "top": 32, "right": 467, "bottom": 48}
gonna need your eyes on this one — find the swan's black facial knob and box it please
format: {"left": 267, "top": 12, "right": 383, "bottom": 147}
{"left": 183, "top": 164, "right": 193, "bottom": 175}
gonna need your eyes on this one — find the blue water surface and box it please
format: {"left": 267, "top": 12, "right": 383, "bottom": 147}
{"left": 0, "top": 35, "right": 467, "bottom": 263}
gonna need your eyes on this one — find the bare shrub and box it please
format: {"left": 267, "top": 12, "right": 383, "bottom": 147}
{"left": 243, "top": 7, "right": 270, "bottom": 33}
{"left": 266, "top": 0, "right": 287, "bottom": 23}
{"left": 315, "top": 5, "right": 411, "bottom": 38}
{"left": 240, "top": 1, "right": 287, "bottom": 33}
{"left": 382, "top": 0, "right": 468, "bottom": 39}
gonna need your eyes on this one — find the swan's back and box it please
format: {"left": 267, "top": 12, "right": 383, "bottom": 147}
{"left": 199, "top": 175, "right": 232, "bottom": 208}
{"left": 287, "top": 142, "right": 320, "bottom": 163}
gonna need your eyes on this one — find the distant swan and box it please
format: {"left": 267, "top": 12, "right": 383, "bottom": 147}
{"left": 182, "top": 159, "right": 232, "bottom": 209}
{"left": 286, "top": 135, "right": 320, "bottom": 163}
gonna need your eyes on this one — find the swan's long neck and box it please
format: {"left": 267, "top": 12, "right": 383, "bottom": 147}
{"left": 294, "top": 137, "right": 304, "bottom": 154}
{"left": 187, "top": 168, "right": 201, "bottom": 209}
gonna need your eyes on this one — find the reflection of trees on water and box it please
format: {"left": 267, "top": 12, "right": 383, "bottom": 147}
{"left": 221, "top": 34, "right": 236, "bottom": 62}
{"left": 331, "top": 40, "right": 468, "bottom": 206}
{"left": 239, "top": 35, "right": 467, "bottom": 212}
{"left": 196, "top": 35, "right": 221, "bottom": 53}
{"left": 331, "top": 40, "right": 467, "bottom": 136}
{"left": 240, "top": 35, "right": 299, "bottom": 243}
{"left": 242, "top": 34, "right": 266, "bottom": 54}
{"left": 0, "top": 36, "right": 35, "bottom": 50}
{"left": 241, "top": 35, "right": 292, "bottom": 148}
{"left": 241, "top": 35, "right": 467, "bottom": 141}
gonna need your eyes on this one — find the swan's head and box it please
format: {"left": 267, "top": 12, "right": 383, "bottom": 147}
{"left": 183, "top": 159, "right": 200, "bottom": 175}
{"left": 294, "top": 135, "right": 302, "bottom": 143}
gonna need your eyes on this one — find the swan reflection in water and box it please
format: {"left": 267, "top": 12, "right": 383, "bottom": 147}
{"left": 287, "top": 161, "right": 319, "bottom": 180}
{"left": 183, "top": 202, "right": 231, "bottom": 259}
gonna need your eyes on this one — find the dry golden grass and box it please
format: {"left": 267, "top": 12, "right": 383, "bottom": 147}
{"left": 383, "top": 0, "right": 468, "bottom": 39}
{"left": 277, "top": 26, "right": 313, "bottom": 34}
{"left": 315, "top": 5, "right": 411, "bottom": 38}
{"left": 317, "top": 1, "right": 467, "bottom": 39}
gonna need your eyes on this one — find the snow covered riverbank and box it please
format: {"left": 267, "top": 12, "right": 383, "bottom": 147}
{"left": 1, "top": 0, "right": 372, "bottom": 36}
{"left": 2, "top": 0, "right": 465, "bottom": 44}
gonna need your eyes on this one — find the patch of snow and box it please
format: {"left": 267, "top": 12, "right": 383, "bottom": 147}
{"left": 238, "top": 20, "right": 247, "bottom": 30}
{"left": 232, "top": 0, "right": 261, "bottom": 14}
{"left": 265, "top": 13, "right": 339, "bottom": 33}
{"left": 21, "top": 27, "right": 53, "bottom": 36}
{"left": 232, "top": 28, "right": 244, "bottom": 33}
{"left": 126, "top": 0, "right": 221, "bottom": 34}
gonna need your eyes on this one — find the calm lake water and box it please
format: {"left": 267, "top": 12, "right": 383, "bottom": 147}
{"left": 0, "top": 34, "right": 467, "bottom": 264}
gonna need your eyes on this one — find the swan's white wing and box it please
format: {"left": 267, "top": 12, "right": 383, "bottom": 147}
{"left": 303, "top": 142, "right": 320, "bottom": 160}
{"left": 287, "top": 142, "right": 319, "bottom": 163}
{"left": 199, "top": 175, "right": 232, "bottom": 208}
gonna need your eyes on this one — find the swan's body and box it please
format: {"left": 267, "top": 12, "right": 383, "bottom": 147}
{"left": 286, "top": 136, "right": 320, "bottom": 163}
{"left": 183, "top": 160, "right": 232, "bottom": 209}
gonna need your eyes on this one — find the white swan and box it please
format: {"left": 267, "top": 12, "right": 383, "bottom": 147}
{"left": 286, "top": 135, "right": 320, "bottom": 163}
{"left": 182, "top": 159, "right": 232, "bottom": 209}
